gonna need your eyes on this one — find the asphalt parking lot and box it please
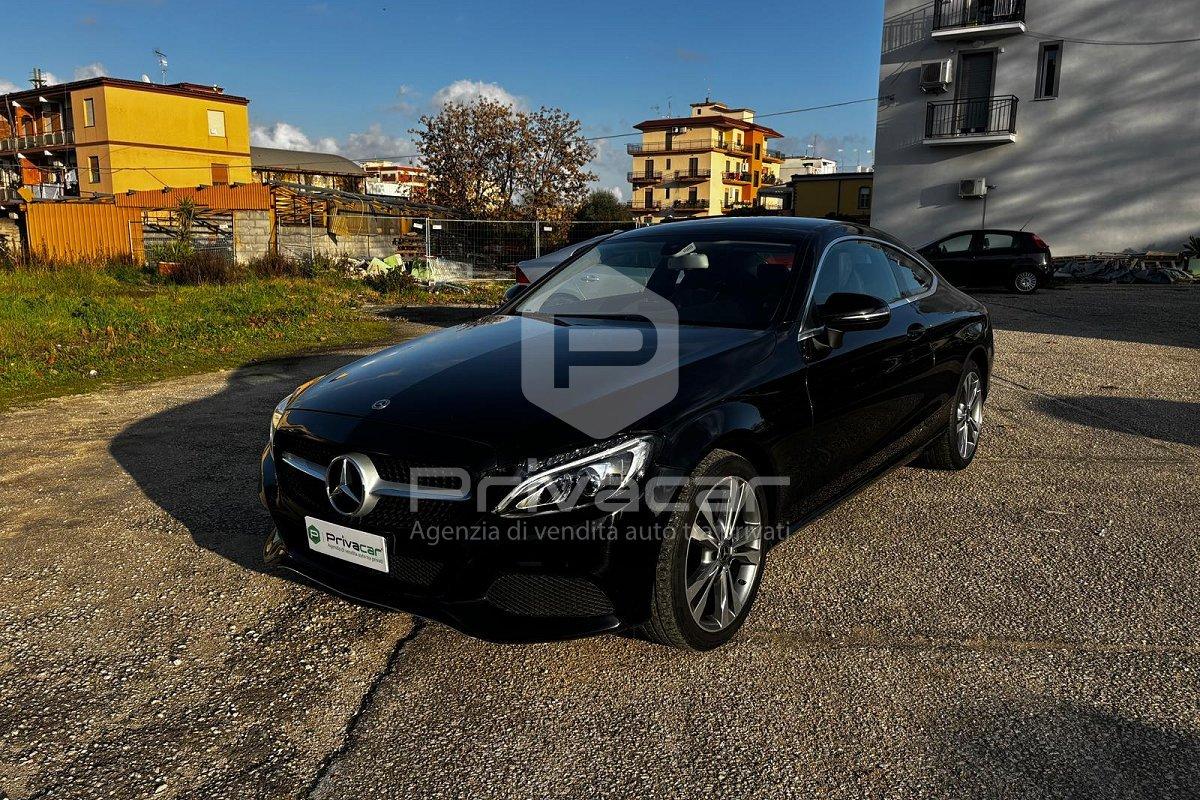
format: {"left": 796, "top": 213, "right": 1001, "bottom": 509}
{"left": 2, "top": 284, "right": 1198, "bottom": 799}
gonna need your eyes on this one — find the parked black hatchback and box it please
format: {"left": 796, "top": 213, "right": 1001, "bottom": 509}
{"left": 919, "top": 229, "right": 1054, "bottom": 293}
{"left": 260, "top": 218, "right": 993, "bottom": 650}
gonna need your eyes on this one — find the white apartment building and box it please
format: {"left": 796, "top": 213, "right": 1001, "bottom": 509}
{"left": 872, "top": 0, "right": 1200, "bottom": 255}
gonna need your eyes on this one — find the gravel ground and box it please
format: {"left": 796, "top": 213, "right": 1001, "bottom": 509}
{"left": 1, "top": 284, "right": 1197, "bottom": 799}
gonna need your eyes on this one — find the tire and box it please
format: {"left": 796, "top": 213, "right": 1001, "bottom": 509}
{"left": 919, "top": 363, "right": 984, "bottom": 471}
{"left": 1011, "top": 269, "right": 1040, "bottom": 294}
{"left": 643, "top": 449, "right": 768, "bottom": 651}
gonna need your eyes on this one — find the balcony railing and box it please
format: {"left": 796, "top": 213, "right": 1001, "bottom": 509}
{"left": 925, "top": 95, "right": 1018, "bottom": 142}
{"left": 671, "top": 169, "right": 711, "bottom": 182}
{"left": 763, "top": 148, "right": 785, "bottom": 161}
{"left": 630, "top": 201, "right": 662, "bottom": 212}
{"left": 672, "top": 199, "right": 710, "bottom": 212}
{"left": 718, "top": 140, "right": 751, "bottom": 155}
{"left": 0, "top": 129, "right": 75, "bottom": 153}
{"left": 723, "top": 171, "right": 751, "bottom": 184}
{"left": 760, "top": 172, "right": 780, "bottom": 186}
{"left": 627, "top": 139, "right": 718, "bottom": 156}
{"left": 628, "top": 171, "right": 663, "bottom": 183}
{"left": 933, "top": 0, "right": 1026, "bottom": 34}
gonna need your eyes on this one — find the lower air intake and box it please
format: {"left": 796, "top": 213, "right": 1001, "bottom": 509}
{"left": 486, "top": 574, "right": 614, "bottom": 618}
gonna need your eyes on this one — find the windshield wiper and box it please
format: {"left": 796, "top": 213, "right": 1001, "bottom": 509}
{"left": 552, "top": 313, "right": 654, "bottom": 323}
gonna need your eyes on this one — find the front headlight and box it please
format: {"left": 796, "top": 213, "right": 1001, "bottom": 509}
{"left": 269, "top": 375, "right": 324, "bottom": 442}
{"left": 494, "top": 436, "right": 656, "bottom": 517}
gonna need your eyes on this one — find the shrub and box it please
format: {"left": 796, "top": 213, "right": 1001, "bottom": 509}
{"left": 146, "top": 240, "right": 195, "bottom": 265}
{"left": 363, "top": 268, "right": 416, "bottom": 295}
{"left": 248, "top": 251, "right": 313, "bottom": 279}
{"left": 166, "top": 249, "right": 240, "bottom": 285}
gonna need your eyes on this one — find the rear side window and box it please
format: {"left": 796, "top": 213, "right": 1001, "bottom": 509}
{"left": 877, "top": 244, "right": 935, "bottom": 298}
{"left": 936, "top": 233, "right": 974, "bottom": 254}
{"left": 809, "top": 240, "right": 903, "bottom": 320}
{"left": 980, "top": 233, "right": 1017, "bottom": 251}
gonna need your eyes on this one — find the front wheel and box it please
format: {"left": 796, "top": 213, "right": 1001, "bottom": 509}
{"left": 1011, "top": 269, "right": 1040, "bottom": 293}
{"left": 919, "top": 364, "right": 984, "bottom": 470}
{"left": 643, "top": 450, "right": 767, "bottom": 651}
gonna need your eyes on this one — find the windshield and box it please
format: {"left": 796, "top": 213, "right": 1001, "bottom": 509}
{"left": 513, "top": 236, "right": 798, "bottom": 328}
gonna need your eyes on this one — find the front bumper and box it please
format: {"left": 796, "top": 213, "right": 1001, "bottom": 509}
{"left": 260, "top": 442, "right": 665, "bottom": 643}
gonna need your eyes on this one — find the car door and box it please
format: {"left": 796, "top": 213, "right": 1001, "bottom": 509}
{"left": 783, "top": 238, "right": 927, "bottom": 521}
{"left": 925, "top": 232, "right": 977, "bottom": 287}
{"left": 974, "top": 231, "right": 1019, "bottom": 288}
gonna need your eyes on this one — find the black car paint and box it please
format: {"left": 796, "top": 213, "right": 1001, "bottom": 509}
{"left": 919, "top": 229, "right": 1053, "bottom": 290}
{"left": 260, "top": 218, "right": 993, "bottom": 643}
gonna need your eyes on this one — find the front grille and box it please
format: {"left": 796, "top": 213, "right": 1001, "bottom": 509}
{"left": 486, "top": 574, "right": 614, "bottom": 618}
{"left": 391, "top": 554, "right": 442, "bottom": 587}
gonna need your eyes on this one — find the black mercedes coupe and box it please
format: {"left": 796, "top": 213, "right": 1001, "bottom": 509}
{"left": 260, "top": 218, "right": 992, "bottom": 650}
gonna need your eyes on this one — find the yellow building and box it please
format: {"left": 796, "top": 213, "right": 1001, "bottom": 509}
{"left": 627, "top": 100, "right": 785, "bottom": 222}
{"left": 1, "top": 77, "right": 251, "bottom": 199}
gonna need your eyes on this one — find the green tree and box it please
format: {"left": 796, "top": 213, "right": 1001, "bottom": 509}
{"left": 574, "top": 189, "right": 634, "bottom": 223}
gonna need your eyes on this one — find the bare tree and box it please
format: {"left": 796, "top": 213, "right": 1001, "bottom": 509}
{"left": 411, "top": 100, "right": 596, "bottom": 219}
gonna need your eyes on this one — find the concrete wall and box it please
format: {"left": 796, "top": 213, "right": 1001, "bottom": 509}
{"left": 276, "top": 224, "right": 396, "bottom": 262}
{"left": 232, "top": 211, "right": 271, "bottom": 264}
{"left": 873, "top": 0, "right": 1200, "bottom": 255}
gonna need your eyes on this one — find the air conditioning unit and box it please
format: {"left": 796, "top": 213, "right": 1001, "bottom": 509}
{"left": 920, "top": 59, "right": 953, "bottom": 93}
{"left": 959, "top": 178, "right": 988, "bottom": 199}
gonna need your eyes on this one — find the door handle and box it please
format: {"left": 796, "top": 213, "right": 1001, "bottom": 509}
{"left": 907, "top": 323, "right": 928, "bottom": 341}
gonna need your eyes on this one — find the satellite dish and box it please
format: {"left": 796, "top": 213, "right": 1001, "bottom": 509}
{"left": 141, "top": 74, "right": 152, "bottom": 83}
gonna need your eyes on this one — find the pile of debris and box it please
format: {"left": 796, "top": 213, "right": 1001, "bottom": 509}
{"left": 344, "top": 254, "right": 472, "bottom": 293}
{"left": 1053, "top": 252, "right": 1197, "bottom": 284}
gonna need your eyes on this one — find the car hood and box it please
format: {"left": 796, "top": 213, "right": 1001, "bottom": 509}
{"left": 290, "top": 313, "right": 775, "bottom": 461}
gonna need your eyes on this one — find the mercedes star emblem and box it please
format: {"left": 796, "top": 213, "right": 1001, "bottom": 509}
{"left": 325, "top": 453, "right": 380, "bottom": 517}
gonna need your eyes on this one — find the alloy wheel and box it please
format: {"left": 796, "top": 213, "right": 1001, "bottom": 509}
{"left": 684, "top": 476, "right": 763, "bottom": 633}
{"left": 956, "top": 372, "right": 983, "bottom": 460}
{"left": 1014, "top": 271, "right": 1039, "bottom": 292}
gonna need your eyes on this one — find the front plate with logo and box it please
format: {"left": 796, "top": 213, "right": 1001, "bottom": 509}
{"left": 305, "top": 516, "right": 389, "bottom": 573}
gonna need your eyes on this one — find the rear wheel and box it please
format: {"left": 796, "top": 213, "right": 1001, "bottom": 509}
{"left": 1011, "top": 269, "right": 1040, "bottom": 293}
{"left": 643, "top": 450, "right": 767, "bottom": 651}
{"left": 919, "top": 364, "right": 984, "bottom": 471}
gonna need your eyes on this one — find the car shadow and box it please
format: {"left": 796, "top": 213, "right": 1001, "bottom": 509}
{"left": 934, "top": 701, "right": 1200, "bottom": 798}
{"left": 1034, "top": 396, "right": 1200, "bottom": 449}
{"left": 108, "top": 350, "right": 394, "bottom": 576}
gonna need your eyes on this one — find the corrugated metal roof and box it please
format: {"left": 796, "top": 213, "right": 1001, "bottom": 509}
{"left": 250, "top": 147, "right": 366, "bottom": 176}
{"left": 115, "top": 184, "right": 271, "bottom": 210}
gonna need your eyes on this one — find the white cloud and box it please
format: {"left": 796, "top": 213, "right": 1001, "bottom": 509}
{"left": 250, "top": 121, "right": 413, "bottom": 161}
{"left": 586, "top": 136, "right": 632, "bottom": 199}
{"left": 251, "top": 121, "right": 340, "bottom": 152}
{"left": 40, "top": 71, "right": 60, "bottom": 86}
{"left": 606, "top": 186, "right": 624, "bottom": 202}
{"left": 0, "top": 79, "right": 19, "bottom": 94}
{"left": 73, "top": 62, "right": 107, "bottom": 80}
{"left": 431, "top": 79, "right": 523, "bottom": 110}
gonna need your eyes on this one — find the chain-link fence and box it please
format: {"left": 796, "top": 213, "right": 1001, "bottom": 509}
{"left": 273, "top": 215, "right": 641, "bottom": 280}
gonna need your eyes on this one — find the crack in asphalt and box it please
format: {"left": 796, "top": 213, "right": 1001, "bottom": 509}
{"left": 300, "top": 617, "right": 427, "bottom": 799}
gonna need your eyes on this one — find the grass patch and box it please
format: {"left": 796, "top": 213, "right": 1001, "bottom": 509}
{"left": 0, "top": 263, "right": 397, "bottom": 409}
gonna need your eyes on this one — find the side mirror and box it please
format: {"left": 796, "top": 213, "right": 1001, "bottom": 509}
{"left": 503, "top": 283, "right": 526, "bottom": 303}
{"left": 810, "top": 292, "right": 891, "bottom": 351}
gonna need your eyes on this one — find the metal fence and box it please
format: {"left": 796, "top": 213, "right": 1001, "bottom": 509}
{"left": 276, "top": 216, "right": 641, "bottom": 280}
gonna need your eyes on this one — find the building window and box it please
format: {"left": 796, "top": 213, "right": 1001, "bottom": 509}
{"left": 1036, "top": 42, "right": 1063, "bottom": 99}
{"left": 83, "top": 98, "right": 95, "bottom": 127}
{"left": 665, "top": 158, "right": 671, "bottom": 170}
{"left": 752, "top": 171, "right": 760, "bottom": 187}
{"left": 88, "top": 155, "right": 100, "bottom": 183}
{"left": 858, "top": 185, "right": 872, "bottom": 210}
{"left": 211, "top": 163, "right": 229, "bottom": 185}
{"left": 207, "top": 109, "right": 226, "bottom": 137}
{"left": 754, "top": 143, "right": 761, "bottom": 160}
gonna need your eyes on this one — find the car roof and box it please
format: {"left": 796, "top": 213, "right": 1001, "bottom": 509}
{"left": 610, "top": 216, "right": 926, "bottom": 255}
{"left": 936, "top": 229, "right": 1028, "bottom": 238}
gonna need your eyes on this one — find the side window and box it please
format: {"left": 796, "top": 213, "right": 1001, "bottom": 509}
{"left": 807, "top": 240, "right": 903, "bottom": 324}
{"left": 879, "top": 244, "right": 934, "bottom": 298}
{"left": 936, "top": 233, "right": 974, "bottom": 254}
{"left": 979, "top": 232, "right": 1016, "bottom": 251}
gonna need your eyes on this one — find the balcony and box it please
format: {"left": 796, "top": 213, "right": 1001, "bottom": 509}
{"left": 722, "top": 171, "right": 751, "bottom": 185}
{"left": 630, "top": 201, "right": 662, "bottom": 213}
{"left": 924, "top": 95, "right": 1018, "bottom": 145}
{"left": 672, "top": 199, "right": 710, "bottom": 213}
{"left": 671, "top": 169, "right": 711, "bottom": 183}
{"left": 0, "top": 128, "right": 75, "bottom": 154}
{"left": 762, "top": 148, "right": 785, "bottom": 162}
{"left": 717, "top": 139, "right": 751, "bottom": 156}
{"left": 628, "top": 171, "right": 663, "bottom": 184}
{"left": 759, "top": 172, "right": 780, "bottom": 186}
{"left": 627, "top": 139, "right": 718, "bottom": 156}
{"left": 932, "top": 0, "right": 1026, "bottom": 40}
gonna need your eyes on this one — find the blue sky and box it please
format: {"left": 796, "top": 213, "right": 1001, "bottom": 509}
{"left": 3, "top": 0, "right": 885, "bottom": 196}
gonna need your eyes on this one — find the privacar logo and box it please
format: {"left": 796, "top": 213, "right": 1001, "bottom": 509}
{"left": 307, "top": 524, "right": 321, "bottom": 544}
